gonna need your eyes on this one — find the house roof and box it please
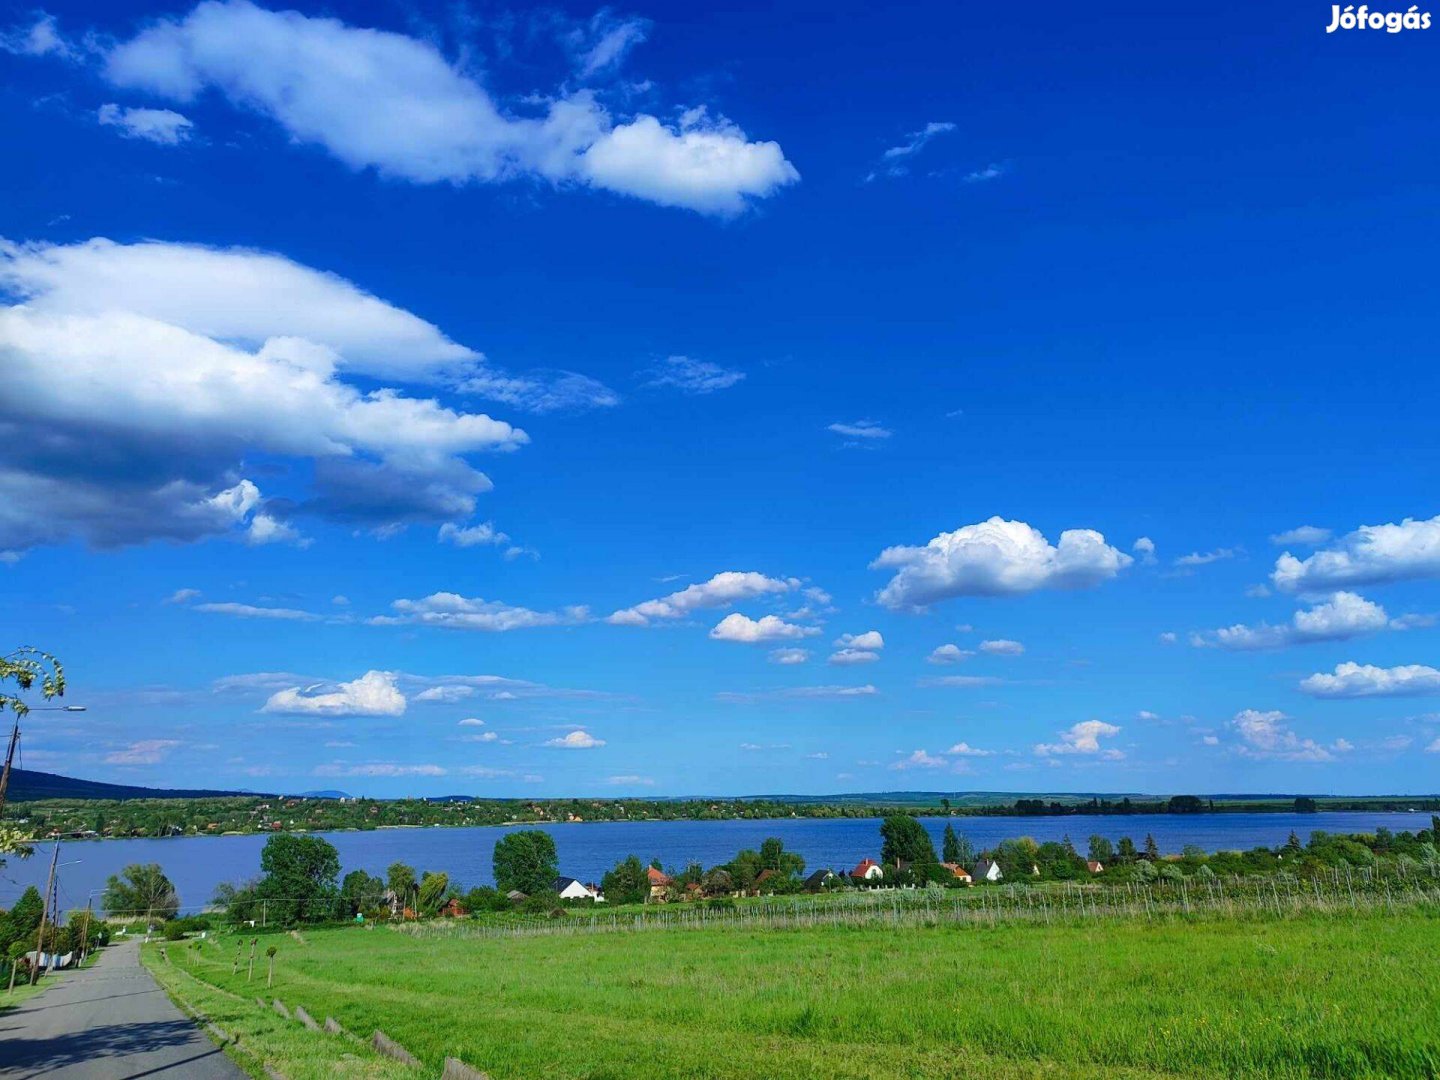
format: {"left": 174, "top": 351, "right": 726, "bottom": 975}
{"left": 803, "top": 869, "right": 833, "bottom": 886}
{"left": 647, "top": 866, "right": 673, "bottom": 885}
{"left": 1086, "top": 861, "right": 1104, "bottom": 872}
{"left": 852, "top": 858, "right": 881, "bottom": 876}
{"left": 939, "top": 862, "right": 971, "bottom": 879}
{"left": 974, "top": 859, "right": 1000, "bottom": 875}
{"left": 554, "top": 876, "right": 581, "bottom": 891}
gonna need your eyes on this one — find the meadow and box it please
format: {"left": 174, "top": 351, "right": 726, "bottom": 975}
{"left": 148, "top": 903, "right": 1440, "bottom": 1080}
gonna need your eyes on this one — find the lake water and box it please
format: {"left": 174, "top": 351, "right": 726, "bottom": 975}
{"left": 0, "top": 811, "right": 1426, "bottom": 913}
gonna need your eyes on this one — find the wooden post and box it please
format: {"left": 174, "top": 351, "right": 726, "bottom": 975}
{"left": 79, "top": 898, "right": 93, "bottom": 963}
{"left": 31, "top": 842, "right": 59, "bottom": 985}
{"left": 0, "top": 718, "right": 19, "bottom": 819}
{"left": 247, "top": 938, "right": 257, "bottom": 982}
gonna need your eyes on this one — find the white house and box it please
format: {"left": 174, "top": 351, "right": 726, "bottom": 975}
{"left": 554, "top": 876, "right": 599, "bottom": 900}
{"left": 973, "top": 859, "right": 1003, "bottom": 882}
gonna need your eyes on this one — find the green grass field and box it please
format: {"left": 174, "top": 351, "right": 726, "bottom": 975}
{"left": 149, "top": 908, "right": 1440, "bottom": 1080}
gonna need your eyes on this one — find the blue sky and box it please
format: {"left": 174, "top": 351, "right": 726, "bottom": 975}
{"left": 2, "top": 0, "right": 1438, "bottom": 798}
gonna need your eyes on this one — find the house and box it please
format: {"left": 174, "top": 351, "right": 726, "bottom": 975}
{"left": 851, "top": 858, "right": 884, "bottom": 881}
{"left": 439, "top": 898, "right": 466, "bottom": 917}
{"left": 1086, "top": 860, "right": 1105, "bottom": 874}
{"left": 506, "top": 889, "right": 528, "bottom": 903}
{"left": 803, "top": 869, "right": 835, "bottom": 893}
{"left": 554, "top": 876, "right": 597, "bottom": 901}
{"left": 939, "top": 862, "right": 972, "bottom": 884}
{"left": 647, "top": 866, "right": 673, "bottom": 901}
{"left": 973, "top": 859, "right": 1003, "bottom": 882}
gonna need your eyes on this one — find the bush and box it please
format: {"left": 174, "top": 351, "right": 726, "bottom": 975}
{"left": 162, "top": 922, "right": 187, "bottom": 941}
{"left": 705, "top": 897, "right": 736, "bottom": 912}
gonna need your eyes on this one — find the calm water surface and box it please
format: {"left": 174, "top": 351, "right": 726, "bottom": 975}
{"left": 0, "top": 811, "right": 1425, "bottom": 913}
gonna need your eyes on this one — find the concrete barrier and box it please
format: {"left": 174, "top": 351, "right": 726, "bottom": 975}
{"left": 272, "top": 999, "right": 290, "bottom": 1019}
{"left": 293, "top": 1005, "right": 319, "bottom": 1030}
{"left": 442, "top": 1057, "right": 493, "bottom": 1080}
{"left": 370, "top": 1030, "right": 420, "bottom": 1067}
{"left": 323, "top": 1016, "right": 347, "bottom": 1036}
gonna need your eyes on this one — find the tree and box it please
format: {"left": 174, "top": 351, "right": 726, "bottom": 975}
{"left": 265, "top": 944, "right": 277, "bottom": 988}
{"left": 942, "top": 824, "right": 974, "bottom": 866}
{"left": 103, "top": 864, "right": 179, "bottom": 921}
{"left": 417, "top": 871, "right": 449, "bottom": 915}
{"left": 493, "top": 830, "right": 558, "bottom": 896}
{"left": 254, "top": 834, "right": 340, "bottom": 925}
{"left": 0, "top": 648, "right": 65, "bottom": 720}
{"left": 940, "top": 797, "right": 951, "bottom": 814}
{"left": 1088, "top": 836, "right": 1115, "bottom": 864}
{"left": 0, "top": 887, "right": 43, "bottom": 953}
{"left": 1294, "top": 796, "right": 1318, "bottom": 813}
{"left": 880, "top": 814, "right": 938, "bottom": 867}
{"left": 385, "top": 862, "right": 416, "bottom": 911}
{"left": 600, "top": 855, "right": 647, "bottom": 905}
{"left": 340, "top": 870, "right": 383, "bottom": 916}
{"left": 1144, "top": 834, "right": 1161, "bottom": 861}
{"left": 1116, "top": 837, "right": 1137, "bottom": 864}
{"left": 1167, "top": 795, "right": 1204, "bottom": 814}
{"left": 758, "top": 837, "right": 805, "bottom": 878}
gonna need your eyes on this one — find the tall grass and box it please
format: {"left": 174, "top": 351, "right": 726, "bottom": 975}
{"left": 167, "top": 900, "right": 1440, "bottom": 1080}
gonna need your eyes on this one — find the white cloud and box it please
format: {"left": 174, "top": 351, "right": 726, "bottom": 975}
{"left": 1158, "top": 631, "right": 1178, "bottom": 644}
{"left": 104, "top": 739, "right": 181, "bottom": 765}
{"left": 979, "top": 638, "right": 1024, "bottom": 656}
{"left": 545, "top": 729, "right": 605, "bottom": 749}
{"left": 1298, "top": 662, "right": 1440, "bottom": 699}
{"left": 371, "top": 593, "right": 588, "bottom": 632}
{"left": 438, "top": 522, "right": 510, "bottom": 548}
{"left": 827, "top": 420, "right": 891, "bottom": 441}
{"left": 890, "top": 749, "right": 947, "bottom": 770}
{"left": 1174, "top": 548, "right": 1238, "bottom": 568}
{"left": 98, "top": 103, "right": 193, "bottom": 144}
{"left": 1035, "top": 720, "right": 1123, "bottom": 758}
{"left": 928, "top": 644, "right": 972, "bottom": 664}
{"left": 261, "top": 670, "right": 406, "bottom": 717}
{"left": 1230, "top": 709, "right": 1336, "bottom": 762}
{"left": 718, "top": 684, "right": 878, "bottom": 703}
{"left": 1, "top": 13, "right": 77, "bottom": 59}
{"left": 1132, "top": 536, "right": 1157, "bottom": 565}
{"left": 882, "top": 122, "right": 956, "bottom": 161}
{"left": 605, "top": 774, "right": 655, "bottom": 785}
{"left": 1270, "top": 525, "right": 1332, "bottom": 546}
{"left": 1136, "top": 710, "right": 1160, "bottom": 721}
{"left": 872, "top": 516, "right": 1131, "bottom": 609}
{"left": 0, "top": 237, "right": 577, "bottom": 553}
{"left": 458, "top": 717, "right": 485, "bottom": 727}
{"left": 964, "top": 163, "right": 1006, "bottom": 183}
{"left": 1272, "top": 514, "right": 1440, "bottom": 593}
{"left": 710, "top": 613, "right": 818, "bottom": 643}
{"left": 1191, "top": 591, "right": 1390, "bottom": 650}
{"left": 194, "top": 601, "right": 318, "bottom": 621}
{"left": 1427, "top": 738, "right": 1440, "bottom": 754}
{"left": 567, "top": 11, "right": 650, "bottom": 78}
{"left": 946, "top": 741, "right": 993, "bottom": 757}
{"left": 641, "top": 355, "right": 744, "bottom": 394}
{"left": 166, "top": 587, "right": 201, "bottom": 604}
{"left": 610, "top": 571, "right": 798, "bottom": 626}
{"left": 768, "top": 647, "right": 810, "bottom": 665}
{"left": 101, "top": 1, "right": 795, "bottom": 215}
{"left": 828, "top": 648, "right": 879, "bottom": 666}
{"left": 834, "top": 630, "right": 884, "bottom": 650}
{"left": 466, "top": 731, "right": 500, "bottom": 743}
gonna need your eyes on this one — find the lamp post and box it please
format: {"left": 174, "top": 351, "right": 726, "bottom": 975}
{"left": 0, "top": 705, "right": 86, "bottom": 818}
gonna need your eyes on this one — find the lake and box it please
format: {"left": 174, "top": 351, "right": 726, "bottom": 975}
{"left": 0, "top": 810, "right": 1426, "bottom": 913}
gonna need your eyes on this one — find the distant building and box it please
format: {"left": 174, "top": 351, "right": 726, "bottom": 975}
{"left": 647, "top": 866, "right": 674, "bottom": 901}
{"left": 973, "top": 859, "right": 1003, "bottom": 882}
{"left": 506, "top": 889, "right": 528, "bottom": 903}
{"left": 803, "top": 869, "right": 835, "bottom": 892}
{"left": 939, "top": 862, "right": 973, "bottom": 884}
{"left": 554, "top": 876, "right": 598, "bottom": 901}
{"left": 1086, "top": 860, "right": 1105, "bottom": 874}
{"left": 851, "top": 858, "right": 884, "bottom": 881}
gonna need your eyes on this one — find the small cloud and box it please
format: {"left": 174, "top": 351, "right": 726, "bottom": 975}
{"left": 1136, "top": 710, "right": 1160, "bottom": 721}
{"left": 1158, "top": 632, "right": 1178, "bottom": 644}
{"left": 979, "top": 638, "right": 1024, "bottom": 656}
{"left": 438, "top": 521, "right": 510, "bottom": 549}
{"left": 605, "top": 774, "right": 655, "bottom": 785}
{"left": 828, "top": 648, "right": 880, "bottom": 666}
{"left": 834, "top": 630, "right": 883, "bottom": 650}
{"left": 828, "top": 420, "right": 892, "bottom": 443}
{"left": 928, "top": 644, "right": 972, "bottom": 665}
{"left": 768, "top": 647, "right": 810, "bottom": 665}
{"left": 946, "top": 741, "right": 993, "bottom": 757}
{"left": 923, "top": 675, "right": 1004, "bottom": 688}
{"left": 1173, "top": 548, "right": 1239, "bottom": 568}
{"left": 166, "top": 587, "right": 201, "bottom": 604}
{"left": 641, "top": 355, "right": 745, "bottom": 394}
{"left": 1132, "top": 537, "right": 1157, "bottom": 565}
{"left": 544, "top": 729, "right": 606, "bottom": 749}
{"left": 457, "top": 717, "right": 485, "bottom": 727}
{"left": 331, "top": 594, "right": 350, "bottom": 606}
{"left": 262, "top": 671, "right": 406, "bottom": 717}
{"left": 710, "top": 613, "right": 819, "bottom": 643}
{"left": 1270, "top": 526, "right": 1331, "bottom": 546}
{"left": 98, "top": 103, "right": 193, "bottom": 145}
{"left": 1298, "top": 662, "right": 1440, "bottom": 699}
{"left": 195, "top": 601, "right": 318, "bottom": 621}
{"left": 963, "top": 162, "right": 1006, "bottom": 183}
{"left": 104, "top": 739, "right": 180, "bottom": 765}
{"left": 890, "top": 748, "right": 948, "bottom": 770}
{"left": 1244, "top": 584, "right": 1271, "bottom": 598}
{"left": 1034, "top": 720, "right": 1123, "bottom": 758}
{"left": 804, "top": 751, "right": 829, "bottom": 760}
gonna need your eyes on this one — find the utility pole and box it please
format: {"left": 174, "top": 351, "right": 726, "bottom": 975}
{"left": 79, "top": 897, "right": 93, "bottom": 964}
{"left": 0, "top": 717, "right": 20, "bottom": 818}
{"left": 31, "top": 842, "right": 59, "bottom": 985}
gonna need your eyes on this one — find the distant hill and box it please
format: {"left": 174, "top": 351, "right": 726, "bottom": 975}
{"left": 4, "top": 768, "right": 262, "bottom": 802}
{"left": 298, "top": 789, "right": 351, "bottom": 800}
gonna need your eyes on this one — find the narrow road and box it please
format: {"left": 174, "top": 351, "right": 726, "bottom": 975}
{"left": 0, "top": 938, "right": 244, "bottom": 1079}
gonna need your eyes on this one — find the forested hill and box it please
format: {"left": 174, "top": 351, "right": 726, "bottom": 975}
{"left": 3, "top": 768, "right": 260, "bottom": 802}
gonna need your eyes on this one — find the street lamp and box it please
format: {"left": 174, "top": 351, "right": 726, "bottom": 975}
{"left": 0, "top": 705, "right": 87, "bottom": 816}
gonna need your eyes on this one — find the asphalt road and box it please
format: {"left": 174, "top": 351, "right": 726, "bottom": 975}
{"left": 0, "top": 938, "right": 244, "bottom": 1079}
